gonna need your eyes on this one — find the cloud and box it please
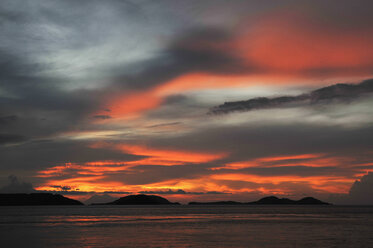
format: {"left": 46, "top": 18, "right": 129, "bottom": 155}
{"left": 210, "top": 78, "right": 373, "bottom": 114}
{"left": 1, "top": 0, "right": 373, "bottom": 202}
{"left": 0, "top": 134, "right": 26, "bottom": 145}
{"left": 348, "top": 172, "right": 373, "bottom": 204}
{"left": 0, "top": 175, "right": 36, "bottom": 193}
{"left": 93, "top": 115, "right": 112, "bottom": 120}
{"left": 0, "top": 115, "right": 17, "bottom": 125}
{"left": 138, "top": 189, "right": 228, "bottom": 195}
{"left": 49, "top": 185, "right": 72, "bottom": 191}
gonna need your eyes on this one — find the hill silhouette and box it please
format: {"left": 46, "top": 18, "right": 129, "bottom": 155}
{"left": 189, "top": 196, "right": 330, "bottom": 205}
{"left": 0, "top": 193, "right": 83, "bottom": 206}
{"left": 99, "top": 194, "right": 180, "bottom": 205}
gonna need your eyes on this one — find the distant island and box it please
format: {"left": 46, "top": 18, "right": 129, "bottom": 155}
{"left": 189, "top": 196, "right": 331, "bottom": 205}
{"left": 94, "top": 194, "right": 180, "bottom": 205}
{"left": 0, "top": 193, "right": 83, "bottom": 206}
{"left": 0, "top": 194, "right": 330, "bottom": 206}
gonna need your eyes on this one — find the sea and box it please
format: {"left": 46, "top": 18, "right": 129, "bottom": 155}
{"left": 0, "top": 205, "right": 372, "bottom": 248}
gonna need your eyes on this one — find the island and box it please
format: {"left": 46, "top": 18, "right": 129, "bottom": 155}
{"left": 0, "top": 193, "right": 84, "bottom": 206}
{"left": 188, "top": 196, "right": 330, "bottom": 205}
{"left": 95, "top": 194, "right": 180, "bottom": 205}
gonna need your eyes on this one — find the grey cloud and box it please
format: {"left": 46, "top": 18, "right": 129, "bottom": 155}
{"left": 0, "top": 133, "right": 27, "bottom": 145}
{"left": 0, "top": 175, "right": 36, "bottom": 193}
{"left": 0, "top": 139, "right": 143, "bottom": 171}
{"left": 348, "top": 172, "right": 373, "bottom": 205}
{"left": 93, "top": 115, "right": 112, "bottom": 120}
{"left": 148, "top": 123, "right": 373, "bottom": 162}
{"left": 146, "top": 122, "right": 181, "bottom": 128}
{"left": 1, "top": 0, "right": 373, "bottom": 201}
{"left": 210, "top": 79, "right": 373, "bottom": 114}
{"left": 0, "top": 115, "right": 17, "bottom": 125}
{"left": 50, "top": 185, "right": 72, "bottom": 191}
{"left": 109, "top": 26, "right": 249, "bottom": 92}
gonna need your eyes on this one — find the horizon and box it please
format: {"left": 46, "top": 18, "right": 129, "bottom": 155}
{"left": 1, "top": 0, "right": 373, "bottom": 206}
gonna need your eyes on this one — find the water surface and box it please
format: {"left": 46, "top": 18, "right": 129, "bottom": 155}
{"left": 1, "top": 205, "right": 372, "bottom": 247}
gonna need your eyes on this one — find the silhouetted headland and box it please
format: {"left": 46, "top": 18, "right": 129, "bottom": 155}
{"left": 96, "top": 194, "right": 180, "bottom": 205}
{"left": 0, "top": 193, "right": 83, "bottom": 206}
{"left": 189, "top": 196, "right": 330, "bottom": 205}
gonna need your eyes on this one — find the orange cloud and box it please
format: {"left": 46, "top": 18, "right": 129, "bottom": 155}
{"left": 257, "top": 154, "right": 323, "bottom": 162}
{"left": 117, "top": 144, "right": 227, "bottom": 165}
{"left": 236, "top": 12, "right": 373, "bottom": 75}
{"left": 99, "top": 72, "right": 308, "bottom": 118}
{"left": 35, "top": 176, "right": 126, "bottom": 193}
{"left": 95, "top": 11, "right": 373, "bottom": 119}
{"left": 209, "top": 173, "right": 352, "bottom": 194}
{"left": 35, "top": 143, "right": 228, "bottom": 193}
{"left": 213, "top": 153, "right": 350, "bottom": 170}
{"left": 37, "top": 161, "right": 133, "bottom": 178}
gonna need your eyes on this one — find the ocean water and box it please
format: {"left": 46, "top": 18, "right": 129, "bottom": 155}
{"left": 0, "top": 205, "right": 372, "bottom": 248}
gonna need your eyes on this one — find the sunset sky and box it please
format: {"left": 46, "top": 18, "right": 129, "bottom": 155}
{"left": 1, "top": 0, "right": 373, "bottom": 204}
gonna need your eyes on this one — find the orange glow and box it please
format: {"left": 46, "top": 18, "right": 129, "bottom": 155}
{"left": 95, "top": 11, "right": 373, "bottom": 119}
{"left": 35, "top": 176, "right": 127, "bottom": 193}
{"left": 103, "top": 90, "right": 162, "bottom": 118}
{"left": 117, "top": 144, "right": 227, "bottom": 164}
{"left": 237, "top": 12, "right": 373, "bottom": 75}
{"left": 209, "top": 173, "right": 353, "bottom": 194}
{"left": 36, "top": 149, "right": 365, "bottom": 196}
{"left": 257, "top": 154, "right": 323, "bottom": 162}
{"left": 37, "top": 161, "right": 133, "bottom": 179}
{"left": 98, "top": 72, "right": 309, "bottom": 118}
{"left": 215, "top": 153, "right": 346, "bottom": 170}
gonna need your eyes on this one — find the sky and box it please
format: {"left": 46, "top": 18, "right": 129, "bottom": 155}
{"left": 1, "top": 0, "right": 373, "bottom": 204}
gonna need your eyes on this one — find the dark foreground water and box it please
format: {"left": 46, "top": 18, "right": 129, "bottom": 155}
{"left": 1, "top": 205, "right": 372, "bottom": 248}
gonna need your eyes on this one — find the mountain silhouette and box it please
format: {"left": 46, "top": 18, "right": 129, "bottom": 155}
{"left": 100, "top": 194, "right": 180, "bottom": 205}
{"left": 0, "top": 193, "right": 83, "bottom": 206}
{"left": 188, "top": 196, "right": 330, "bottom": 205}
{"left": 248, "top": 196, "right": 295, "bottom": 204}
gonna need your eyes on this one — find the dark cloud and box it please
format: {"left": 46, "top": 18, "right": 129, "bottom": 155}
{"left": 0, "top": 140, "right": 142, "bottom": 171}
{"left": 348, "top": 172, "right": 373, "bottom": 204}
{"left": 0, "top": 175, "right": 36, "bottom": 193}
{"left": 149, "top": 123, "right": 373, "bottom": 163}
{"left": 109, "top": 26, "right": 250, "bottom": 92}
{"left": 0, "top": 133, "right": 27, "bottom": 145}
{"left": 1, "top": 0, "right": 373, "bottom": 202}
{"left": 49, "top": 185, "right": 72, "bottom": 191}
{"left": 0, "top": 115, "right": 17, "bottom": 125}
{"left": 210, "top": 78, "right": 373, "bottom": 114}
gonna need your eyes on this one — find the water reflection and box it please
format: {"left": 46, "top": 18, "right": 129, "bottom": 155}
{"left": 0, "top": 205, "right": 372, "bottom": 248}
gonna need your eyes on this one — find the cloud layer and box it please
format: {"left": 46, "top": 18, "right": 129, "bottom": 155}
{"left": 210, "top": 79, "right": 373, "bottom": 114}
{"left": 1, "top": 0, "right": 373, "bottom": 203}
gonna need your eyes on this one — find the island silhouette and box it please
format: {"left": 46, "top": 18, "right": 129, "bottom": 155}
{"left": 93, "top": 194, "right": 180, "bottom": 205}
{"left": 0, "top": 193, "right": 330, "bottom": 206}
{"left": 0, "top": 193, "right": 83, "bottom": 206}
{"left": 189, "top": 196, "right": 331, "bottom": 205}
